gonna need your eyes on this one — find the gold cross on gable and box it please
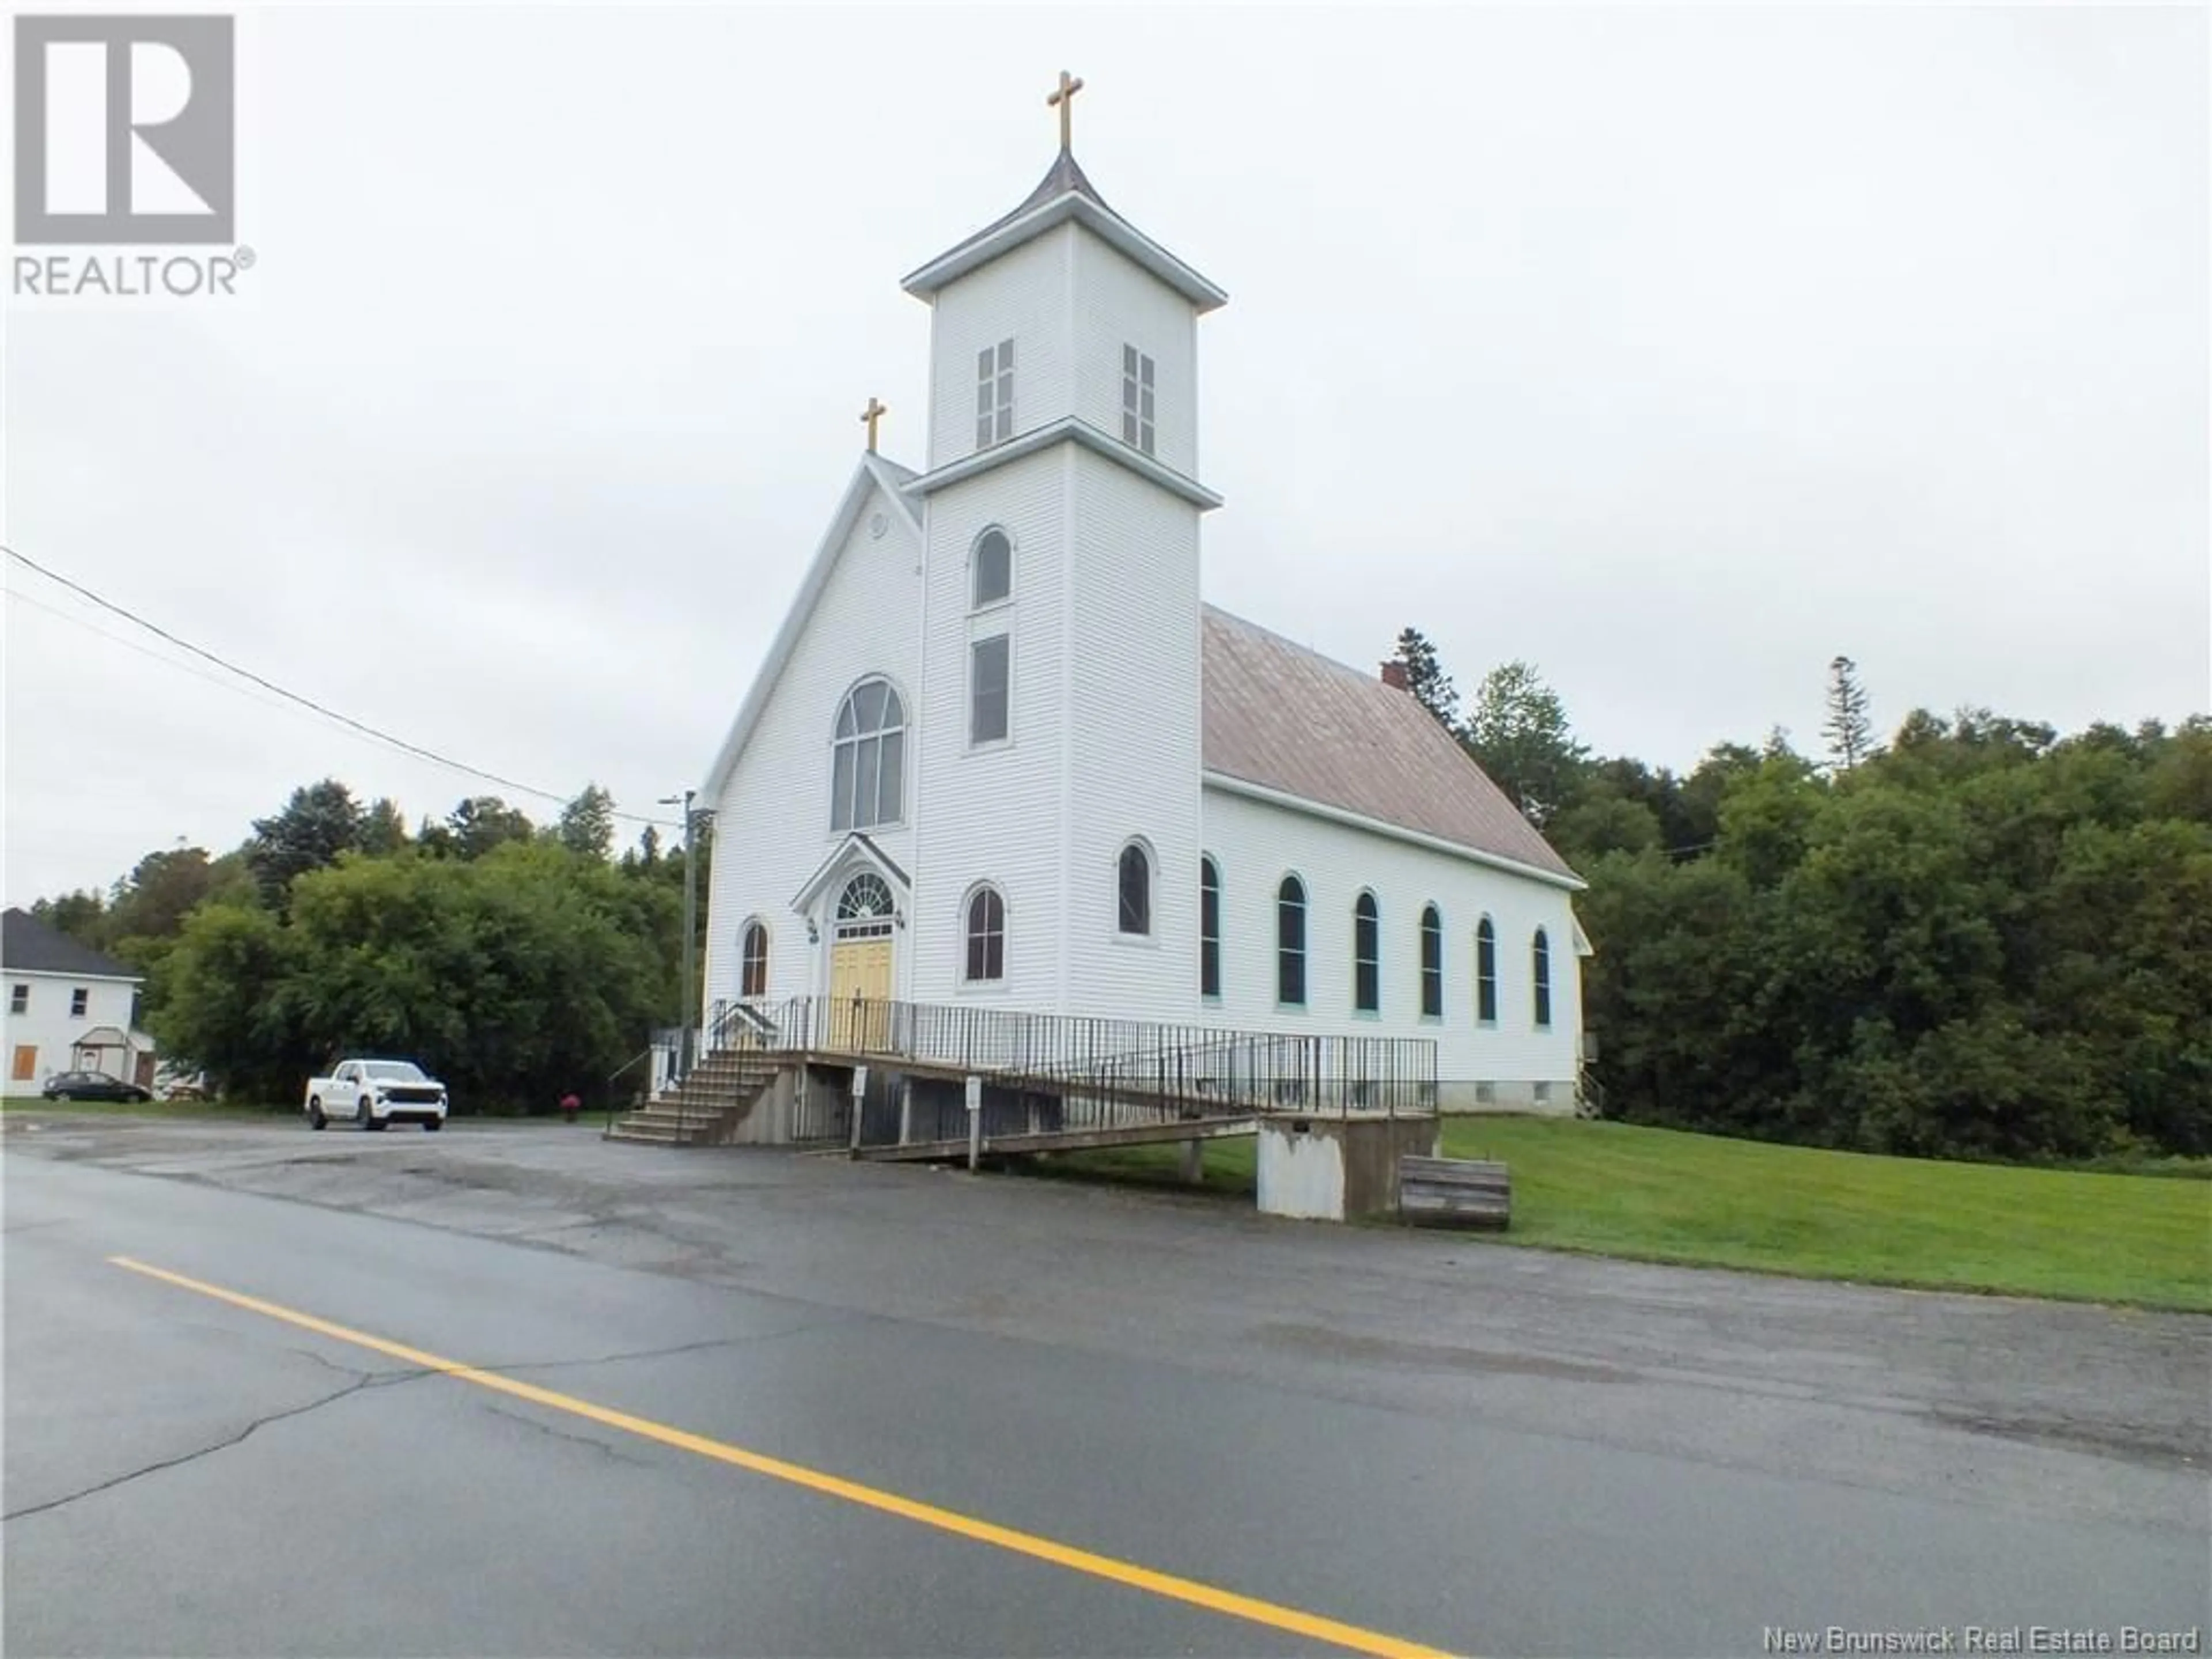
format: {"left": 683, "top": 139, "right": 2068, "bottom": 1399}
{"left": 1047, "top": 70, "right": 1084, "bottom": 151}
{"left": 859, "top": 396, "right": 886, "bottom": 453}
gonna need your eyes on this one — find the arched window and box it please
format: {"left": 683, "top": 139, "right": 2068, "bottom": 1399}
{"left": 1476, "top": 917, "right": 1498, "bottom": 1024}
{"left": 1420, "top": 904, "right": 1442, "bottom": 1019}
{"left": 1533, "top": 927, "right": 1552, "bottom": 1029}
{"left": 1117, "top": 842, "right": 1152, "bottom": 935}
{"left": 831, "top": 679, "right": 906, "bottom": 832}
{"left": 971, "top": 527, "right": 1012, "bottom": 608}
{"left": 740, "top": 920, "right": 769, "bottom": 999}
{"left": 1353, "top": 892, "right": 1380, "bottom": 1013}
{"left": 963, "top": 887, "right": 1005, "bottom": 983}
{"left": 1277, "top": 876, "right": 1307, "bottom": 1007}
{"left": 1199, "top": 855, "right": 1221, "bottom": 999}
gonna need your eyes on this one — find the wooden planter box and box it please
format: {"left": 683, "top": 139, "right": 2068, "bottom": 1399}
{"left": 1398, "top": 1155, "right": 1511, "bottom": 1230}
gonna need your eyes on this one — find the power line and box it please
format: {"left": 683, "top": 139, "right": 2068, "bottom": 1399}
{"left": 7, "top": 584, "right": 315, "bottom": 721}
{"left": 3, "top": 544, "right": 682, "bottom": 830}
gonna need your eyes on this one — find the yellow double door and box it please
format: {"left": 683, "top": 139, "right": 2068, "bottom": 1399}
{"left": 827, "top": 936, "right": 894, "bottom": 1052}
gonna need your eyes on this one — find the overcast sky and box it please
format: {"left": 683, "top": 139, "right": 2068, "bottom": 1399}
{"left": 5, "top": 3, "right": 2206, "bottom": 907}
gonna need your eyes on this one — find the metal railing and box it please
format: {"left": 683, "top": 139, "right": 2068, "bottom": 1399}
{"left": 604, "top": 1046, "right": 653, "bottom": 1135}
{"left": 697, "top": 994, "right": 1438, "bottom": 1141}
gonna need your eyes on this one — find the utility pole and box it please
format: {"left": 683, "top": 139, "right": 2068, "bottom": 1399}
{"left": 660, "top": 788, "right": 699, "bottom": 1080}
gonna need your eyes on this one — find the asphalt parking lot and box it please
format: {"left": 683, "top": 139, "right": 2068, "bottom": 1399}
{"left": 6, "top": 1113, "right": 2207, "bottom": 1656}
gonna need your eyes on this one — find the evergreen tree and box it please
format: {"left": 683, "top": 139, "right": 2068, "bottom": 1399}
{"left": 246, "top": 779, "right": 365, "bottom": 910}
{"left": 1391, "top": 627, "right": 1460, "bottom": 731}
{"left": 1824, "top": 654, "right": 1876, "bottom": 771}
{"left": 557, "top": 784, "right": 617, "bottom": 861}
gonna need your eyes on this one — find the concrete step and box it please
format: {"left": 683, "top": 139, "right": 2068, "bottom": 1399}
{"left": 670, "top": 1070, "right": 778, "bottom": 1092}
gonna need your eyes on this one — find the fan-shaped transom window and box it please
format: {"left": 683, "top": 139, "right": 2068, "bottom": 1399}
{"left": 1277, "top": 875, "right": 1307, "bottom": 1007}
{"left": 964, "top": 887, "right": 1005, "bottom": 983}
{"left": 1353, "top": 892, "right": 1380, "bottom": 1013}
{"left": 832, "top": 679, "right": 906, "bottom": 832}
{"left": 1420, "top": 904, "right": 1443, "bottom": 1019}
{"left": 836, "top": 873, "right": 895, "bottom": 939}
{"left": 1532, "top": 927, "right": 1552, "bottom": 1029}
{"left": 740, "top": 921, "right": 769, "bottom": 999}
{"left": 972, "top": 527, "right": 1012, "bottom": 609}
{"left": 1118, "top": 843, "right": 1152, "bottom": 935}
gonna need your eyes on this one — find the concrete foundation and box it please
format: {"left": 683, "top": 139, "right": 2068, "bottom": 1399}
{"left": 722, "top": 1070, "right": 796, "bottom": 1145}
{"left": 1434, "top": 1078, "right": 1580, "bottom": 1115}
{"left": 1255, "top": 1116, "right": 1441, "bottom": 1222}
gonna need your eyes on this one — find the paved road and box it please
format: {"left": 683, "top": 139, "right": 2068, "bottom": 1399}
{"left": 5, "top": 1117, "right": 2207, "bottom": 1657}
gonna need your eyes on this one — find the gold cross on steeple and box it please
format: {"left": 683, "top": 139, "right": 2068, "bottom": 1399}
{"left": 1047, "top": 70, "right": 1084, "bottom": 151}
{"left": 859, "top": 396, "right": 886, "bottom": 453}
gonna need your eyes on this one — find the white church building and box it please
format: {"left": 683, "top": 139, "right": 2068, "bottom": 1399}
{"left": 698, "top": 89, "right": 1589, "bottom": 1113}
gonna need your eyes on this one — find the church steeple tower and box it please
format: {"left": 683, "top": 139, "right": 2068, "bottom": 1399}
{"left": 899, "top": 76, "right": 1226, "bottom": 483}
{"left": 903, "top": 79, "right": 1222, "bottom": 1020}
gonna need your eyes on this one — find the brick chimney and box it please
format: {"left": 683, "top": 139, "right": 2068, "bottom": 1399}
{"left": 1380, "top": 661, "right": 1409, "bottom": 691}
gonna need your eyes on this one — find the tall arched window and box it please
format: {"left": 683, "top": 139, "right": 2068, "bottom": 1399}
{"left": 1277, "top": 876, "right": 1307, "bottom": 1007}
{"left": 1476, "top": 917, "right": 1498, "bottom": 1024}
{"left": 1199, "top": 856, "right": 1221, "bottom": 999}
{"left": 964, "top": 887, "right": 1005, "bottom": 983}
{"left": 1420, "top": 904, "right": 1443, "bottom": 1019}
{"left": 831, "top": 679, "right": 906, "bottom": 832}
{"left": 740, "top": 921, "right": 769, "bottom": 999}
{"left": 1532, "top": 927, "right": 1552, "bottom": 1029}
{"left": 1353, "top": 892, "right": 1380, "bottom": 1013}
{"left": 971, "top": 527, "right": 1012, "bottom": 608}
{"left": 1118, "top": 842, "right": 1152, "bottom": 935}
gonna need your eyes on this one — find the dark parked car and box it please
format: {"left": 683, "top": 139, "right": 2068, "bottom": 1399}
{"left": 40, "top": 1070, "right": 153, "bottom": 1103}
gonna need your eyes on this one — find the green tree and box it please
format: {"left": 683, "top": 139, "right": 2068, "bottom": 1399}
{"left": 1391, "top": 627, "right": 1460, "bottom": 731}
{"left": 1461, "top": 660, "right": 1589, "bottom": 826}
{"left": 149, "top": 902, "right": 308, "bottom": 1100}
{"left": 30, "top": 889, "right": 111, "bottom": 949}
{"left": 1823, "top": 655, "right": 1876, "bottom": 771}
{"left": 2031, "top": 817, "right": 2212, "bottom": 1154}
{"left": 106, "top": 847, "right": 230, "bottom": 944}
{"left": 556, "top": 784, "right": 618, "bottom": 861}
{"left": 1546, "top": 789, "right": 1663, "bottom": 863}
{"left": 623, "top": 823, "right": 663, "bottom": 871}
{"left": 432, "top": 796, "right": 536, "bottom": 860}
{"left": 359, "top": 797, "right": 411, "bottom": 855}
{"left": 247, "top": 779, "right": 365, "bottom": 909}
{"left": 1713, "top": 752, "right": 1825, "bottom": 891}
{"left": 278, "top": 842, "right": 675, "bottom": 1108}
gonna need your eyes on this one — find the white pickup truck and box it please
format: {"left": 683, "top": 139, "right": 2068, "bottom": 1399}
{"left": 304, "top": 1058, "right": 449, "bottom": 1132}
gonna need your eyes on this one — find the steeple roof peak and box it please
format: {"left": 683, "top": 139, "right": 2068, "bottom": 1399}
{"left": 899, "top": 144, "right": 1225, "bottom": 313}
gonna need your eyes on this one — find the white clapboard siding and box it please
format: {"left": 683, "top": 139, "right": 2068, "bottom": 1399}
{"left": 910, "top": 446, "right": 1070, "bottom": 1007}
{"left": 1202, "top": 787, "right": 1584, "bottom": 1105}
{"left": 703, "top": 478, "right": 922, "bottom": 1013}
{"left": 925, "top": 227, "right": 1072, "bottom": 473}
{"left": 1070, "top": 224, "right": 1200, "bottom": 478}
{"left": 1063, "top": 450, "right": 1204, "bottom": 1025}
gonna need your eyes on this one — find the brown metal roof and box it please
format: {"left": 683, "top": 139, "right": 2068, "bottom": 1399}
{"left": 1200, "top": 608, "right": 1580, "bottom": 882}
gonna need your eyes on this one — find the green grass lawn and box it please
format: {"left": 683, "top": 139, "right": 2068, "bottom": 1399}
{"left": 1042, "top": 1118, "right": 2212, "bottom": 1312}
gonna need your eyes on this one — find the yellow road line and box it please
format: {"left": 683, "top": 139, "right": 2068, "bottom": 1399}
{"left": 110, "top": 1256, "right": 1462, "bottom": 1659}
